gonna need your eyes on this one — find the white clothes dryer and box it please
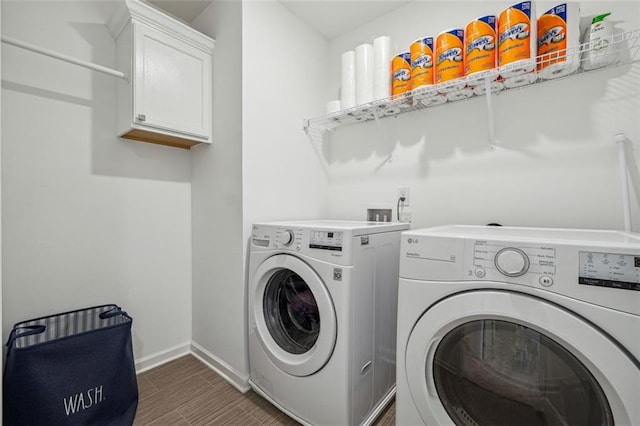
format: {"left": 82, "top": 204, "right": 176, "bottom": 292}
{"left": 396, "top": 225, "right": 640, "bottom": 426}
{"left": 248, "top": 220, "right": 409, "bottom": 425}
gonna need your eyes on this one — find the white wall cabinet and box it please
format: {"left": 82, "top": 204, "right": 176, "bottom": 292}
{"left": 109, "top": 0, "right": 215, "bottom": 149}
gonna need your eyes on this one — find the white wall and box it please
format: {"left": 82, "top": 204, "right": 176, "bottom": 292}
{"left": 187, "top": 0, "right": 331, "bottom": 385}
{"left": 1, "top": 1, "right": 192, "bottom": 364}
{"left": 190, "top": 0, "right": 248, "bottom": 386}
{"left": 242, "top": 0, "right": 330, "bottom": 230}
{"left": 324, "top": 1, "right": 640, "bottom": 232}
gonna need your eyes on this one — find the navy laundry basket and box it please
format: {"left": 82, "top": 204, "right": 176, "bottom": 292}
{"left": 3, "top": 304, "right": 139, "bottom": 426}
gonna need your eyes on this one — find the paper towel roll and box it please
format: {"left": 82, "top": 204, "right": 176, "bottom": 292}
{"left": 465, "top": 15, "right": 498, "bottom": 81}
{"left": 503, "top": 72, "right": 537, "bottom": 88}
{"left": 437, "top": 79, "right": 467, "bottom": 94}
{"left": 466, "top": 70, "right": 499, "bottom": 87}
{"left": 410, "top": 37, "right": 436, "bottom": 92}
{"left": 329, "top": 116, "right": 344, "bottom": 125}
{"left": 359, "top": 106, "right": 373, "bottom": 115}
{"left": 392, "top": 51, "right": 412, "bottom": 100}
{"left": 326, "top": 100, "right": 341, "bottom": 114}
{"left": 341, "top": 51, "right": 356, "bottom": 109}
{"left": 472, "top": 80, "right": 505, "bottom": 95}
{"left": 371, "top": 104, "right": 390, "bottom": 116}
{"left": 396, "top": 98, "right": 413, "bottom": 108}
{"left": 537, "top": 2, "right": 581, "bottom": 80}
{"left": 345, "top": 110, "right": 366, "bottom": 122}
{"left": 383, "top": 106, "right": 401, "bottom": 115}
{"left": 420, "top": 94, "right": 447, "bottom": 107}
{"left": 373, "top": 36, "right": 392, "bottom": 100}
{"left": 356, "top": 43, "right": 374, "bottom": 105}
{"left": 498, "top": 1, "right": 537, "bottom": 78}
{"left": 413, "top": 85, "right": 438, "bottom": 101}
{"left": 446, "top": 88, "right": 474, "bottom": 102}
{"left": 435, "top": 28, "right": 466, "bottom": 91}
{"left": 346, "top": 109, "right": 364, "bottom": 119}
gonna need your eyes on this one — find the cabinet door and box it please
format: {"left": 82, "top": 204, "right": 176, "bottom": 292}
{"left": 134, "top": 24, "right": 211, "bottom": 140}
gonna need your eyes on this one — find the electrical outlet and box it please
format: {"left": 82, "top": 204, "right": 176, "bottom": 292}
{"left": 397, "top": 186, "right": 410, "bottom": 206}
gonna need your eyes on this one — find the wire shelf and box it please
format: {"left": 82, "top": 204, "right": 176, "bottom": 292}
{"left": 304, "top": 29, "right": 640, "bottom": 133}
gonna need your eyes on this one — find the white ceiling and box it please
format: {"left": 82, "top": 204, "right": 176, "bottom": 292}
{"left": 278, "top": 1, "right": 412, "bottom": 40}
{"left": 148, "top": 0, "right": 411, "bottom": 40}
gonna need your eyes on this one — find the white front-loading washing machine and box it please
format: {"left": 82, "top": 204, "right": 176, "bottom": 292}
{"left": 248, "top": 220, "right": 409, "bottom": 425}
{"left": 396, "top": 225, "right": 640, "bottom": 426}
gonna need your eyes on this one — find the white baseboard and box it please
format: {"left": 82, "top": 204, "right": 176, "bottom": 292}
{"left": 135, "top": 342, "right": 191, "bottom": 373}
{"left": 134, "top": 341, "right": 250, "bottom": 393}
{"left": 190, "top": 341, "right": 251, "bottom": 393}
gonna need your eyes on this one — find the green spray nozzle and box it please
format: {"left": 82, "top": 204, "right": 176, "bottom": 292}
{"left": 592, "top": 13, "right": 611, "bottom": 24}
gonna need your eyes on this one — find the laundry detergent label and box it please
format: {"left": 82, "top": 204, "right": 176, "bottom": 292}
{"left": 410, "top": 37, "right": 435, "bottom": 89}
{"left": 392, "top": 51, "right": 411, "bottom": 97}
{"left": 537, "top": 3, "right": 569, "bottom": 70}
{"left": 436, "top": 29, "right": 464, "bottom": 83}
{"left": 498, "top": 1, "right": 533, "bottom": 66}
{"left": 465, "top": 15, "right": 497, "bottom": 76}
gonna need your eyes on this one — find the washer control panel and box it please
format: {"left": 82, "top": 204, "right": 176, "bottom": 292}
{"left": 579, "top": 251, "right": 640, "bottom": 291}
{"left": 252, "top": 226, "right": 304, "bottom": 251}
{"left": 251, "top": 224, "right": 355, "bottom": 266}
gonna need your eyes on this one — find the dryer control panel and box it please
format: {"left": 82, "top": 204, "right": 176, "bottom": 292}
{"left": 400, "top": 225, "right": 640, "bottom": 316}
{"left": 462, "top": 238, "right": 640, "bottom": 315}
{"left": 470, "top": 240, "right": 558, "bottom": 287}
{"left": 309, "top": 230, "right": 344, "bottom": 251}
{"left": 472, "top": 240, "right": 557, "bottom": 279}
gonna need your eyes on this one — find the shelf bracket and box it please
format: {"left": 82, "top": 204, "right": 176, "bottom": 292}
{"left": 306, "top": 125, "right": 331, "bottom": 181}
{"left": 484, "top": 76, "right": 497, "bottom": 151}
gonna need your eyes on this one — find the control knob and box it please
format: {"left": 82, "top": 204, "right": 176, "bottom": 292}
{"left": 495, "top": 247, "right": 529, "bottom": 277}
{"left": 279, "top": 230, "right": 294, "bottom": 246}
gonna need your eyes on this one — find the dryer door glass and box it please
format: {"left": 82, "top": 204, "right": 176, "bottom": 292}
{"left": 431, "top": 319, "right": 613, "bottom": 426}
{"left": 263, "top": 269, "right": 320, "bottom": 354}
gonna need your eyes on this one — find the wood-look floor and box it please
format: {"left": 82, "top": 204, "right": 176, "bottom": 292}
{"left": 134, "top": 354, "right": 395, "bottom": 425}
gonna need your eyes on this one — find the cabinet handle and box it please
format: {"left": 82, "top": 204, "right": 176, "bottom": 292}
{"left": 137, "top": 113, "right": 146, "bottom": 122}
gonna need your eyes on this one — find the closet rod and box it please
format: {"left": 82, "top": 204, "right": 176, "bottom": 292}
{"left": 1, "top": 35, "right": 126, "bottom": 80}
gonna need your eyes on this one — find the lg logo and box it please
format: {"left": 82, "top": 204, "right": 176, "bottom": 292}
{"left": 407, "top": 238, "right": 419, "bottom": 244}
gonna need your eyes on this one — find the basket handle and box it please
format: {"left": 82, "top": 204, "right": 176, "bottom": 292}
{"left": 99, "top": 306, "right": 129, "bottom": 320}
{"left": 6, "top": 325, "right": 46, "bottom": 347}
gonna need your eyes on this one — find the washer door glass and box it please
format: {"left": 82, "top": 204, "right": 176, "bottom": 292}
{"left": 252, "top": 254, "right": 337, "bottom": 377}
{"left": 263, "top": 269, "right": 320, "bottom": 354}
{"left": 432, "top": 319, "right": 614, "bottom": 426}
